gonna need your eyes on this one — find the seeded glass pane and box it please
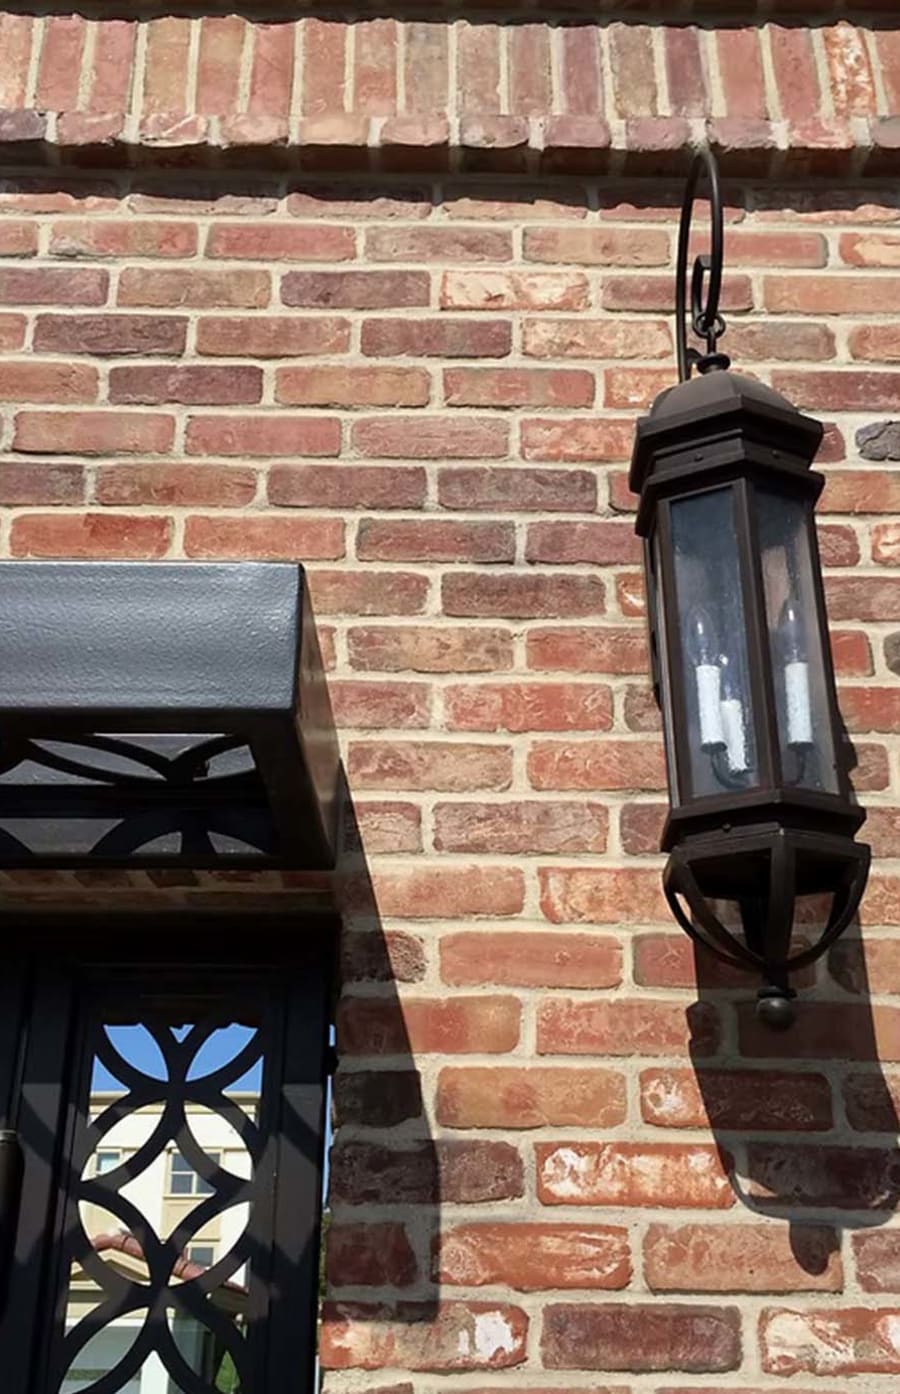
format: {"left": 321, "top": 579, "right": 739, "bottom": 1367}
{"left": 757, "top": 489, "right": 839, "bottom": 793}
{"left": 668, "top": 488, "right": 759, "bottom": 800}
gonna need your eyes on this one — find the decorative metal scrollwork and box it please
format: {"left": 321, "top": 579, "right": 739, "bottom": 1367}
{"left": 0, "top": 734, "right": 276, "bottom": 865}
{"left": 676, "top": 147, "right": 731, "bottom": 382}
{"left": 53, "top": 1009, "right": 269, "bottom": 1394}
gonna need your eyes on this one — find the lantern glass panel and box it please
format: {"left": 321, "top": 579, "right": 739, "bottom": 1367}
{"left": 668, "top": 486, "right": 759, "bottom": 800}
{"left": 757, "top": 488, "right": 839, "bottom": 794}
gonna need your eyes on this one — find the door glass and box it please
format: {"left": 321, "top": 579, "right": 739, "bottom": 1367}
{"left": 51, "top": 989, "right": 271, "bottom": 1394}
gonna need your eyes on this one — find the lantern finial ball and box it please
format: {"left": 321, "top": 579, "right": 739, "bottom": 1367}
{"left": 756, "top": 987, "right": 797, "bottom": 1031}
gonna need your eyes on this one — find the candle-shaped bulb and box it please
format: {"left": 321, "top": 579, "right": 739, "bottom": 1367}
{"left": 686, "top": 607, "right": 725, "bottom": 751}
{"left": 719, "top": 653, "right": 749, "bottom": 773}
{"left": 779, "top": 597, "right": 813, "bottom": 748}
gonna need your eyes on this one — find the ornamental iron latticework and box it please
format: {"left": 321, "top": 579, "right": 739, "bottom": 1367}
{"left": 630, "top": 148, "right": 870, "bottom": 1027}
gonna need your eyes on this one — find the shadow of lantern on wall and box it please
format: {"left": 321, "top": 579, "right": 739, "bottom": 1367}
{"left": 631, "top": 149, "right": 870, "bottom": 1029}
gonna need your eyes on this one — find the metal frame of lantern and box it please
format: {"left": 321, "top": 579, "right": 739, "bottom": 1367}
{"left": 630, "top": 148, "right": 869, "bottom": 1027}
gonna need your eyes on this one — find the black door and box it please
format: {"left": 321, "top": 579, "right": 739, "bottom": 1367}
{"left": 0, "top": 915, "right": 331, "bottom": 1394}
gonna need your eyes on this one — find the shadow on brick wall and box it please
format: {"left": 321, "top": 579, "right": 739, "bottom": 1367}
{"left": 689, "top": 919, "right": 900, "bottom": 1282}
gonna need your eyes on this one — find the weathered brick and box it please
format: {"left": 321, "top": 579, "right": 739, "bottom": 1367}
{"left": 436, "top": 1065, "right": 625, "bottom": 1128}
{"left": 321, "top": 1301, "right": 528, "bottom": 1372}
{"left": 536, "top": 1142, "right": 735, "bottom": 1209}
{"left": 438, "top": 1223, "right": 630, "bottom": 1291}
{"left": 538, "top": 998, "right": 718, "bottom": 1058}
{"left": 760, "top": 1307, "right": 900, "bottom": 1376}
{"left": 434, "top": 802, "right": 608, "bottom": 856}
{"left": 644, "top": 1223, "right": 841, "bottom": 1293}
{"left": 445, "top": 682, "right": 612, "bottom": 733}
{"left": 34, "top": 314, "right": 187, "bottom": 357}
{"left": 541, "top": 1302, "right": 740, "bottom": 1373}
{"left": 640, "top": 1067, "right": 833, "bottom": 1131}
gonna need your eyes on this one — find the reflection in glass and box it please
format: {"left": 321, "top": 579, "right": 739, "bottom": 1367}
{"left": 57, "top": 1011, "right": 263, "bottom": 1394}
{"left": 757, "top": 489, "right": 839, "bottom": 793}
{"left": 667, "top": 487, "right": 759, "bottom": 799}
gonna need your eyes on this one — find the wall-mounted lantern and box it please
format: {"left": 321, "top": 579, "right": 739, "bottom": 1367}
{"left": 0, "top": 561, "right": 340, "bottom": 870}
{"left": 630, "top": 150, "right": 869, "bottom": 1027}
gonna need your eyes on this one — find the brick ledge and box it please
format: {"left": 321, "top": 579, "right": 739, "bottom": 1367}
{"left": 2, "top": 111, "right": 900, "bottom": 179}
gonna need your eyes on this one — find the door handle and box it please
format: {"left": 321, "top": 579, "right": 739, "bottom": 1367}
{"left": 0, "top": 1131, "right": 23, "bottom": 1316}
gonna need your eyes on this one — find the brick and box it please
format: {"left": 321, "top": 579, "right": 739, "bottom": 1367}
{"left": 437, "top": 1063, "right": 625, "bottom": 1135}
{"left": 766, "top": 275, "right": 900, "bottom": 314}
{"left": 340, "top": 927, "right": 426, "bottom": 981}
{"left": 109, "top": 366, "right": 262, "bottom": 406}
{"left": 327, "top": 1223, "right": 416, "bottom": 1289}
{"left": 640, "top": 1067, "right": 833, "bottom": 1131}
{"left": 347, "top": 803, "right": 422, "bottom": 856}
{"left": 269, "top": 465, "right": 425, "bottom": 511}
{"left": 118, "top": 269, "right": 269, "bottom": 310}
{"left": 183, "top": 516, "right": 344, "bottom": 561}
{"left": 435, "top": 799, "right": 608, "bottom": 855}
{"left": 143, "top": 18, "right": 191, "bottom": 113}
{"left": 761, "top": 1306, "right": 900, "bottom": 1376}
{"left": 457, "top": 22, "right": 500, "bottom": 114}
{"left": 609, "top": 24, "right": 657, "bottom": 117}
{"left": 560, "top": 26, "right": 601, "bottom": 115}
{"left": 184, "top": 416, "right": 340, "bottom": 458}
{"left": 0, "top": 462, "right": 84, "bottom": 506}
{"left": 36, "top": 16, "right": 86, "bottom": 110}
{"left": 196, "top": 16, "right": 245, "bottom": 114}
{"left": 839, "top": 687, "right": 900, "bottom": 733}
{"left": 748, "top": 1143, "right": 900, "bottom": 1209}
{"left": 537, "top": 1141, "right": 734, "bottom": 1210}
{"left": 823, "top": 468, "right": 900, "bottom": 511}
{"left": 770, "top": 26, "right": 821, "bottom": 122}
{"left": 361, "top": 865, "right": 524, "bottom": 918}
{"left": 347, "top": 741, "right": 511, "bottom": 793}
{"left": 0, "top": 222, "right": 36, "bottom": 257}
{"left": 824, "top": 22, "right": 877, "bottom": 117}
{"left": 34, "top": 314, "right": 187, "bottom": 357}
{"left": 854, "top": 1231, "right": 900, "bottom": 1291}
{"left": 365, "top": 227, "right": 510, "bottom": 263}
{"left": 0, "top": 16, "right": 33, "bottom": 107}
{"left": 527, "top": 628, "right": 648, "bottom": 674}
{"left": 14, "top": 411, "right": 174, "bottom": 456}
{"left": 358, "top": 519, "right": 513, "bottom": 563}
{"left": 307, "top": 571, "right": 428, "bottom": 617}
{"left": 338, "top": 995, "right": 520, "bottom": 1055}
{"left": 524, "top": 227, "right": 668, "bottom": 267}
{"left": 542, "top": 1302, "right": 739, "bottom": 1373}
{"left": 50, "top": 222, "right": 196, "bottom": 260}
{"left": 438, "top": 1223, "right": 629, "bottom": 1291}
{"left": 844, "top": 1071, "right": 900, "bottom": 1131}
{"left": 623, "top": 686, "right": 662, "bottom": 732}
{"left": 645, "top": 1223, "right": 840, "bottom": 1293}
{"left": 728, "top": 321, "right": 835, "bottom": 361}
{"left": 523, "top": 318, "right": 671, "bottom": 360}
{"left": 332, "top": 1138, "right": 521, "bottom": 1204}
{"left": 826, "top": 575, "right": 900, "bottom": 621}
{"left": 320, "top": 1301, "right": 528, "bottom": 1373}
{"left": 441, "top": 271, "right": 589, "bottom": 312}
{"left": 348, "top": 626, "right": 513, "bottom": 674}
{"left": 283, "top": 270, "right": 429, "bottom": 309}
{"left": 94, "top": 465, "right": 256, "bottom": 509}
{"left": 445, "top": 682, "right": 612, "bottom": 733}
{"left": 539, "top": 867, "right": 667, "bottom": 924}
{"left": 850, "top": 325, "right": 900, "bottom": 361}
{"left": 619, "top": 804, "right": 666, "bottom": 856}
{"left": 439, "top": 931, "right": 620, "bottom": 987}
{"left": 248, "top": 23, "right": 294, "bottom": 118}
{"left": 717, "top": 29, "right": 766, "bottom": 119}
{"left": 0, "top": 268, "right": 108, "bottom": 307}
{"left": 362, "top": 319, "right": 511, "bottom": 358}
{"left": 0, "top": 313, "right": 25, "bottom": 350}
{"left": 528, "top": 740, "right": 665, "bottom": 792}
{"left": 196, "top": 315, "right": 349, "bottom": 358}
{"left": 738, "top": 1003, "right": 900, "bottom": 1064}
{"left": 353, "top": 417, "right": 507, "bottom": 460}
{"left": 329, "top": 681, "right": 430, "bottom": 731}
{"left": 539, "top": 997, "right": 718, "bottom": 1059}
{"left": 0, "top": 363, "right": 98, "bottom": 404}
{"left": 301, "top": 20, "right": 345, "bottom": 116}
{"left": 438, "top": 467, "right": 596, "bottom": 513}
{"left": 405, "top": 23, "right": 448, "bottom": 113}
{"left": 276, "top": 366, "right": 430, "bottom": 408}
{"left": 443, "top": 573, "right": 606, "bottom": 620}
{"left": 206, "top": 224, "right": 354, "bottom": 262}
{"left": 604, "top": 274, "right": 753, "bottom": 313}
{"left": 830, "top": 935, "right": 900, "bottom": 993}
{"left": 774, "top": 370, "right": 900, "bottom": 412}
{"left": 444, "top": 367, "right": 594, "bottom": 410}
{"left": 521, "top": 418, "right": 634, "bottom": 462}
{"left": 11, "top": 514, "right": 171, "bottom": 560}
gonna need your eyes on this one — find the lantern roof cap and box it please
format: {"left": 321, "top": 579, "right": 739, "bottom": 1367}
{"left": 630, "top": 365, "right": 824, "bottom": 499}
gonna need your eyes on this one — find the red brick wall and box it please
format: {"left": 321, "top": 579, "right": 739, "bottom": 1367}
{"left": 3, "top": 6, "right": 900, "bottom": 1390}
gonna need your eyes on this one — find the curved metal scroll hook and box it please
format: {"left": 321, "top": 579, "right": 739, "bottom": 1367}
{"left": 676, "top": 147, "right": 731, "bottom": 382}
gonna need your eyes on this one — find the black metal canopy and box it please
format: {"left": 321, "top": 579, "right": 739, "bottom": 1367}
{"left": 0, "top": 561, "right": 340, "bottom": 870}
